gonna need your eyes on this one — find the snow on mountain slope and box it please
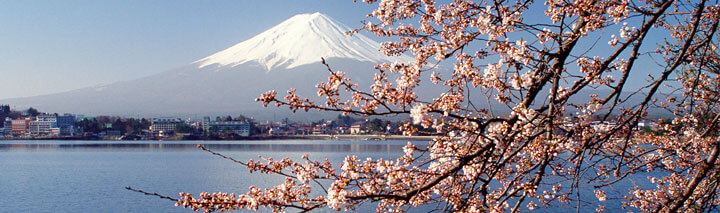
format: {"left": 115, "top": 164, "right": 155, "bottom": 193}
{"left": 193, "top": 12, "right": 413, "bottom": 71}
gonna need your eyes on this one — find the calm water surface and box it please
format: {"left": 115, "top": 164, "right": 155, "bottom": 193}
{"left": 0, "top": 140, "right": 416, "bottom": 212}
{"left": 1, "top": 140, "right": 652, "bottom": 212}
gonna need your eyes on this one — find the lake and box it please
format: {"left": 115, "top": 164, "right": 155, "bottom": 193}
{"left": 0, "top": 140, "right": 414, "bottom": 212}
{"left": 1, "top": 140, "right": 652, "bottom": 212}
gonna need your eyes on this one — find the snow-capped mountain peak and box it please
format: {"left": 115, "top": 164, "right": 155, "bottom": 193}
{"left": 193, "top": 12, "right": 413, "bottom": 71}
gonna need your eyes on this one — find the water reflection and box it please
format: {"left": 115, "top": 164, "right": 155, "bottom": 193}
{"left": 0, "top": 143, "right": 409, "bottom": 153}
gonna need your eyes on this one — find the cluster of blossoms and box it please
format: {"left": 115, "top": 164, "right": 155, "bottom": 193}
{"left": 136, "top": 0, "right": 720, "bottom": 212}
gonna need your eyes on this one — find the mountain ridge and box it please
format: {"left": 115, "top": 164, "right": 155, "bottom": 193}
{"left": 0, "top": 11, "right": 671, "bottom": 120}
{"left": 1, "top": 12, "right": 412, "bottom": 120}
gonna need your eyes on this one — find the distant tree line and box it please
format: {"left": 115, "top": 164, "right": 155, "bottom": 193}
{"left": 75, "top": 116, "right": 151, "bottom": 135}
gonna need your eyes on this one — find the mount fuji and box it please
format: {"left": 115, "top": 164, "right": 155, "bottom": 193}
{"left": 1, "top": 12, "right": 413, "bottom": 120}
{"left": 195, "top": 12, "right": 412, "bottom": 71}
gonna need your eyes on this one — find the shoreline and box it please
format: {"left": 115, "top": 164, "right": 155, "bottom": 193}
{"left": 0, "top": 134, "right": 435, "bottom": 141}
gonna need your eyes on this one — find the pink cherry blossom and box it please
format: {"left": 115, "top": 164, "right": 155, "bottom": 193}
{"left": 130, "top": 1, "right": 720, "bottom": 212}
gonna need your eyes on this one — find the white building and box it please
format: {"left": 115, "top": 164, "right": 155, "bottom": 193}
{"left": 28, "top": 114, "right": 57, "bottom": 135}
{"left": 150, "top": 118, "right": 184, "bottom": 134}
{"left": 202, "top": 117, "right": 251, "bottom": 136}
{"left": 26, "top": 114, "right": 76, "bottom": 136}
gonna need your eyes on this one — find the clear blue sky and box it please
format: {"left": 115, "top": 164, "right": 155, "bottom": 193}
{"left": 0, "top": 0, "right": 375, "bottom": 99}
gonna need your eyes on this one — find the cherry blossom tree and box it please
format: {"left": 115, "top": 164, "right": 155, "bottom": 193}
{"left": 131, "top": 0, "right": 720, "bottom": 212}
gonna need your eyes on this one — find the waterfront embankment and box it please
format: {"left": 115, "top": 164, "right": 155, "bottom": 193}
{"left": 1, "top": 134, "right": 435, "bottom": 141}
